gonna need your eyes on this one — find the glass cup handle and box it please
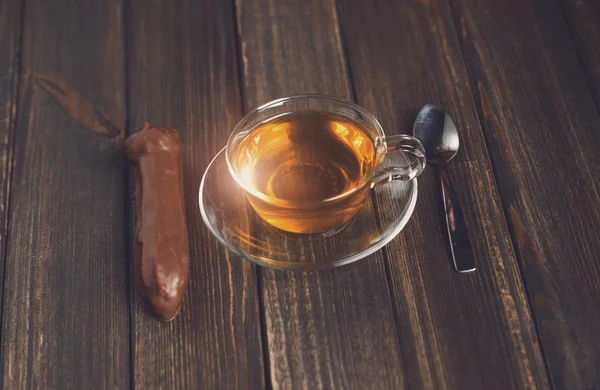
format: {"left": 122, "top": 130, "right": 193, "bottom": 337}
{"left": 371, "top": 134, "right": 427, "bottom": 187}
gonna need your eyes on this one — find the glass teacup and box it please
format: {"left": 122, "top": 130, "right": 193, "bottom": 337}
{"left": 226, "top": 95, "right": 426, "bottom": 234}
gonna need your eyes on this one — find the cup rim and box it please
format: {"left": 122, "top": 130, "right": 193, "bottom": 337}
{"left": 225, "top": 94, "right": 386, "bottom": 206}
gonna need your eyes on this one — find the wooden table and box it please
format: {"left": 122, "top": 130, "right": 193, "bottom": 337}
{"left": 1, "top": 0, "right": 599, "bottom": 388}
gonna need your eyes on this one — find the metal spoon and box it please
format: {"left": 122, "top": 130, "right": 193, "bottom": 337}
{"left": 413, "top": 104, "right": 476, "bottom": 273}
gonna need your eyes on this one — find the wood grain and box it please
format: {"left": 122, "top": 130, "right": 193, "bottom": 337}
{"left": 450, "top": 0, "right": 600, "bottom": 388}
{"left": 0, "top": 0, "right": 21, "bottom": 316}
{"left": 336, "top": 0, "right": 549, "bottom": 389}
{"left": 0, "top": 0, "right": 130, "bottom": 388}
{"left": 126, "top": 0, "right": 265, "bottom": 388}
{"left": 560, "top": 0, "right": 600, "bottom": 107}
{"left": 236, "top": 0, "right": 407, "bottom": 388}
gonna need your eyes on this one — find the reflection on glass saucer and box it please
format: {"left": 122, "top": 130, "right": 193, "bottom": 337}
{"left": 199, "top": 148, "right": 418, "bottom": 270}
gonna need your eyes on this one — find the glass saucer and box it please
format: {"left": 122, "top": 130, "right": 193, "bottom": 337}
{"left": 199, "top": 148, "right": 418, "bottom": 270}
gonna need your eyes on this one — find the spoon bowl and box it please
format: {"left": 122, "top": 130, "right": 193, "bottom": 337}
{"left": 413, "top": 104, "right": 460, "bottom": 165}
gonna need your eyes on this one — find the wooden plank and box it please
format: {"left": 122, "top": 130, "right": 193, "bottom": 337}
{"left": 336, "top": 0, "right": 550, "bottom": 389}
{"left": 236, "top": 0, "right": 407, "bottom": 388}
{"left": 449, "top": 0, "right": 600, "bottom": 388}
{"left": 127, "top": 1, "right": 266, "bottom": 388}
{"left": 0, "top": 0, "right": 130, "bottom": 388}
{"left": 560, "top": 0, "right": 600, "bottom": 106}
{"left": 0, "top": 0, "right": 21, "bottom": 306}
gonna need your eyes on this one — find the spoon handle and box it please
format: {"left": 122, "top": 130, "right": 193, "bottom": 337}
{"left": 440, "top": 167, "right": 476, "bottom": 273}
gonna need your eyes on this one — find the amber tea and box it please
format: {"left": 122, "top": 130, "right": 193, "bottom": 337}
{"left": 230, "top": 111, "right": 381, "bottom": 233}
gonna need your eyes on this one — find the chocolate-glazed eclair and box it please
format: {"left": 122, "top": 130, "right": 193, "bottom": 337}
{"left": 126, "top": 123, "right": 189, "bottom": 321}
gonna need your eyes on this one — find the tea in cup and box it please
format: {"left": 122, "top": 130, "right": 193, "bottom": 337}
{"left": 226, "top": 95, "right": 425, "bottom": 234}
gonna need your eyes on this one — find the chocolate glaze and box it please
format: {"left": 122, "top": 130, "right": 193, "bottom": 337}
{"left": 126, "top": 123, "right": 190, "bottom": 321}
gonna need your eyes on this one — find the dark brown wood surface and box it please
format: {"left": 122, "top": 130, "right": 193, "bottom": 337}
{"left": 561, "top": 0, "right": 600, "bottom": 106}
{"left": 0, "top": 0, "right": 599, "bottom": 388}
{"left": 450, "top": 0, "right": 600, "bottom": 388}
{"left": 337, "top": 0, "right": 548, "bottom": 388}
{"left": 0, "top": 0, "right": 130, "bottom": 388}
{"left": 0, "top": 0, "right": 21, "bottom": 304}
